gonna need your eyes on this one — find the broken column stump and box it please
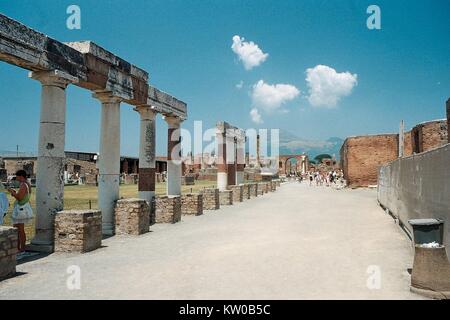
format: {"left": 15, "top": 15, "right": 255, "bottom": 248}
{"left": 201, "top": 188, "right": 220, "bottom": 210}
{"left": 115, "top": 199, "right": 150, "bottom": 235}
{"left": 54, "top": 210, "right": 102, "bottom": 253}
{"left": 0, "top": 227, "right": 18, "bottom": 281}
{"left": 155, "top": 196, "right": 182, "bottom": 223}
{"left": 219, "top": 190, "right": 233, "bottom": 206}
{"left": 181, "top": 193, "right": 203, "bottom": 216}
{"left": 229, "top": 185, "right": 243, "bottom": 203}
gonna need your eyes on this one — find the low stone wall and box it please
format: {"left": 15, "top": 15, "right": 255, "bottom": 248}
{"left": 270, "top": 181, "right": 276, "bottom": 192}
{"left": 219, "top": 190, "right": 233, "bottom": 205}
{"left": 155, "top": 196, "right": 182, "bottom": 223}
{"left": 242, "top": 184, "right": 250, "bottom": 200}
{"left": 181, "top": 193, "right": 203, "bottom": 216}
{"left": 201, "top": 188, "right": 220, "bottom": 210}
{"left": 249, "top": 183, "right": 258, "bottom": 198}
{"left": 378, "top": 144, "right": 450, "bottom": 256}
{"left": 0, "top": 227, "right": 18, "bottom": 281}
{"left": 115, "top": 199, "right": 150, "bottom": 235}
{"left": 229, "top": 185, "right": 243, "bottom": 203}
{"left": 275, "top": 179, "right": 281, "bottom": 187}
{"left": 54, "top": 210, "right": 102, "bottom": 253}
{"left": 257, "top": 183, "right": 265, "bottom": 196}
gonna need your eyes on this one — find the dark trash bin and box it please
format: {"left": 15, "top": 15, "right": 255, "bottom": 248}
{"left": 408, "top": 219, "right": 444, "bottom": 245}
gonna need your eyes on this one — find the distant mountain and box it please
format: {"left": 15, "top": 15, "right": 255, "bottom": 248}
{"left": 278, "top": 130, "right": 344, "bottom": 160}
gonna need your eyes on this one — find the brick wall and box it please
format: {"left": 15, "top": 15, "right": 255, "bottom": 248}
{"left": 340, "top": 134, "right": 399, "bottom": 188}
{"left": 155, "top": 196, "right": 181, "bottom": 224}
{"left": 181, "top": 193, "right": 203, "bottom": 216}
{"left": 115, "top": 199, "right": 150, "bottom": 235}
{"left": 411, "top": 120, "right": 448, "bottom": 153}
{"left": 200, "top": 188, "right": 220, "bottom": 210}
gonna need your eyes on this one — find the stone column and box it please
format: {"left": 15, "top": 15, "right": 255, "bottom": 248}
{"left": 256, "top": 134, "right": 261, "bottom": 169}
{"left": 29, "top": 70, "right": 77, "bottom": 252}
{"left": 227, "top": 136, "right": 237, "bottom": 186}
{"left": 217, "top": 130, "right": 228, "bottom": 191}
{"left": 165, "top": 116, "right": 182, "bottom": 196}
{"left": 135, "top": 106, "right": 156, "bottom": 204}
{"left": 446, "top": 98, "right": 450, "bottom": 143}
{"left": 93, "top": 92, "right": 122, "bottom": 236}
{"left": 236, "top": 136, "right": 245, "bottom": 184}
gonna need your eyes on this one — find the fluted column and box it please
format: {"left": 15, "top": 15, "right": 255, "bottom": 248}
{"left": 93, "top": 91, "right": 122, "bottom": 236}
{"left": 29, "top": 70, "right": 77, "bottom": 252}
{"left": 165, "top": 116, "right": 182, "bottom": 196}
{"left": 135, "top": 106, "right": 156, "bottom": 204}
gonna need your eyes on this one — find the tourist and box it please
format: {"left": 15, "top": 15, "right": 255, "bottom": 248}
{"left": 7, "top": 170, "right": 34, "bottom": 254}
{"left": 0, "top": 182, "right": 9, "bottom": 225}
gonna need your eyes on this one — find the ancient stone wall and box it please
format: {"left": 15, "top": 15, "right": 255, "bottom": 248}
{"left": 201, "top": 188, "right": 220, "bottom": 210}
{"left": 219, "top": 190, "right": 233, "bottom": 205}
{"left": 229, "top": 185, "right": 243, "bottom": 203}
{"left": 249, "top": 183, "right": 258, "bottom": 198}
{"left": 115, "top": 199, "right": 150, "bottom": 235}
{"left": 181, "top": 193, "right": 203, "bottom": 216}
{"left": 54, "top": 210, "right": 102, "bottom": 253}
{"left": 411, "top": 120, "right": 448, "bottom": 153}
{"left": 0, "top": 227, "right": 18, "bottom": 281}
{"left": 242, "top": 184, "right": 250, "bottom": 199}
{"left": 155, "top": 196, "right": 181, "bottom": 223}
{"left": 340, "top": 134, "right": 399, "bottom": 188}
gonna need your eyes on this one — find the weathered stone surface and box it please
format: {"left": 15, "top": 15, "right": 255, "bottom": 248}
{"left": 249, "top": 183, "right": 258, "bottom": 198}
{"left": 257, "top": 183, "right": 265, "bottom": 195}
{"left": 155, "top": 196, "right": 181, "bottom": 224}
{"left": 242, "top": 184, "right": 251, "bottom": 200}
{"left": 115, "top": 199, "right": 150, "bottom": 235}
{"left": 219, "top": 190, "right": 233, "bottom": 206}
{"left": 54, "top": 210, "right": 102, "bottom": 253}
{"left": 201, "top": 188, "right": 220, "bottom": 210}
{"left": 229, "top": 185, "right": 243, "bottom": 202}
{"left": 181, "top": 193, "right": 203, "bottom": 216}
{"left": 0, "top": 227, "right": 17, "bottom": 281}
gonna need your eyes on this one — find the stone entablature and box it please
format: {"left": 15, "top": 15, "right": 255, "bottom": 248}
{"left": 54, "top": 210, "right": 102, "bottom": 253}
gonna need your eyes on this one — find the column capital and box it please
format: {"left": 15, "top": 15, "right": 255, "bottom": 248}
{"left": 134, "top": 105, "right": 157, "bottom": 120}
{"left": 92, "top": 91, "right": 123, "bottom": 104}
{"left": 29, "top": 70, "right": 78, "bottom": 88}
{"left": 164, "top": 115, "right": 182, "bottom": 128}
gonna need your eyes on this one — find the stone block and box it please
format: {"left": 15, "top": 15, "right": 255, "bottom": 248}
{"left": 201, "top": 188, "right": 220, "bottom": 210}
{"left": 219, "top": 190, "right": 233, "bottom": 206}
{"left": 229, "top": 185, "right": 243, "bottom": 202}
{"left": 249, "top": 183, "right": 258, "bottom": 198}
{"left": 115, "top": 198, "right": 150, "bottom": 235}
{"left": 257, "top": 183, "right": 265, "bottom": 195}
{"left": 54, "top": 210, "right": 102, "bottom": 253}
{"left": 155, "top": 196, "right": 181, "bottom": 223}
{"left": 181, "top": 193, "right": 203, "bottom": 216}
{"left": 242, "top": 184, "right": 251, "bottom": 200}
{"left": 0, "top": 227, "right": 17, "bottom": 281}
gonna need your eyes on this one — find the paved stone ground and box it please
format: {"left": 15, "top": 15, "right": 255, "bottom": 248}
{"left": 0, "top": 182, "right": 424, "bottom": 299}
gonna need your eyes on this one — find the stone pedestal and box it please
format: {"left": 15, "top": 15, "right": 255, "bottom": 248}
{"left": 229, "top": 185, "right": 243, "bottom": 203}
{"left": 411, "top": 245, "right": 450, "bottom": 299}
{"left": 54, "top": 210, "right": 102, "bottom": 253}
{"left": 201, "top": 188, "right": 220, "bottom": 210}
{"left": 220, "top": 190, "right": 233, "bottom": 206}
{"left": 0, "top": 227, "right": 18, "bottom": 281}
{"left": 115, "top": 199, "right": 150, "bottom": 235}
{"left": 242, "top": 184, "right": 250, "bottom": 200}
{"left": 257, "top": 183, "right": 265, "bottom": 196}
{"left": 249, "top": 183, "right": 258, "bottom": 198}
{"left": 181, "top": 194, "right": 203, "bottom": 216}
{"left": 155, "top": 196, "right": 181, "bottom": 223}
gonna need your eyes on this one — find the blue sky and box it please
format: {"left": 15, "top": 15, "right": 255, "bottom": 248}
{"left": 0, "top": 0, "right": 449, "bottom": 156}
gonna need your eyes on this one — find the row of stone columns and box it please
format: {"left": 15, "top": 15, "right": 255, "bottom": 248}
{"left": 28, "top": 70, "right": 184, "bottom": 251}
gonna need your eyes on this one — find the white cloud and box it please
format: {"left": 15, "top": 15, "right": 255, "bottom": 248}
{"left": 250, "top": 108, "right": 263, "bottom": 124}
{"left": 305, "top": 65, "right": 358, "bottom": 107}
{"left": 231, "top": 35, "right": 269, "bottom": 70}
{"left": 251, "top": 80, "right": 300, "bottom": 113}
{"left": 236, "top": 80, "right": 244, "bottom": 89}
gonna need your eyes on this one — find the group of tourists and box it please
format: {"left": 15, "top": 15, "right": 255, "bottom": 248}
{"left": 0, "top": 170, "right": 34, "bottom": 258}
{"left": 296, "top": 170, "right": 345, "bottom": 188}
